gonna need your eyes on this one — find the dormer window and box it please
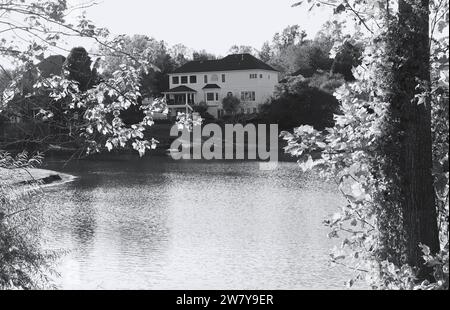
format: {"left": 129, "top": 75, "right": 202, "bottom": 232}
{"left": 172, "top": 76, "right": 179, "bottom": 84}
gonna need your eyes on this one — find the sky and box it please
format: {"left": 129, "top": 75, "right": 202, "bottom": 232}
{"left": 68, "top": 0, "right": 334, "bottom": 56}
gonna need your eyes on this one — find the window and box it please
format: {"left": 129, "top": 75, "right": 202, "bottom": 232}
{"left": 250, "top": 74, "right": 258, "bottom": 79}
{"left": 172, "top": 76, "right": 179, "bottom": 84}
{"left": 222, "top": 74, "right": 226, "bottom": 83}
{"left": 227, "top": 92, "right": 233, "bottom": 97}
{"left": 181, "top": 76, "right": 188, "bottom": 84}
{"left": 268, "top": 75, "right": 271, "bottom": 80}
{"left": 216, "top": 93, "right": 219, "bottom": 101}
{"left": 206, "top": 92, "right": 215, "bottom": 101}
{"left": 211, "top": 74, "right": 218, "bottom": 82}
{"left": 190, "top": 75, "right": 197, "bottom": 83}
{"left": 241, "top": 91, "right": 256, "bottom": 102}
{"left": 260, "top": 74, "right": 263, "bottom": 78}
{"left": 204, "top": 75, "right": 208, "bottom": 83}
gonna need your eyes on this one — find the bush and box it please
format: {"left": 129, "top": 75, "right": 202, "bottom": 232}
{"left": 222, "top": 95, "right": 241, "bottom": 116}
{"left": 194, "top": 101, "right": 215, "bottom": 123}
{"left": 260, "top": 87, "right": 340, "bottom": 130}
{"left": 0, "top": 151, "right": 59, "bottom": 289}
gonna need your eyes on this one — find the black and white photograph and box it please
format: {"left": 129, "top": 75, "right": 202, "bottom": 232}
{"left": 0, "top": 0, "right": 448, "bottom": 296}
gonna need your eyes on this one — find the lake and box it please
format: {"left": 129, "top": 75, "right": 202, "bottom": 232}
{"left": 39, "top": 156, "right": 352, "bottom": 290}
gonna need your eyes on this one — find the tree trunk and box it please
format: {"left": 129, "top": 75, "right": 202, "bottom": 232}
{"left": 392, "top": 0, "right": 440, "bottom": 278}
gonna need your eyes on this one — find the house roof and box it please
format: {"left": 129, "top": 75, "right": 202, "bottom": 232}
{"left": 172, "top": 53, "right": 278, "bottom": 74}
{"left": 163, "top": 86, "right": 197, "bottom": 93}
{"left": 202, "top": 84, "right": 221, "bottom": 89}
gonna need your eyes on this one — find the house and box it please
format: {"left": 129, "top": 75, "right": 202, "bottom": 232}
{"left": 162, "top": 53, "right": 279, "bottom": 119}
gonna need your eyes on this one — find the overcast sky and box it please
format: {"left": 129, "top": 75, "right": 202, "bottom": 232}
{"left": 69, "top": 0, "right": 333, "bottom": 56}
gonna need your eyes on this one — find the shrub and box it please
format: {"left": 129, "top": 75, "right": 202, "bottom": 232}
{"left": 260, "top": 87, "right": 340, "bottom": 130}
{"left": 0, "top": 151, "right": 59, "bottom": 289}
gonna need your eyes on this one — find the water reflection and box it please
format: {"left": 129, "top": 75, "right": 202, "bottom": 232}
{"left": 40, "top": 157, "right": 352, "bottom": 290}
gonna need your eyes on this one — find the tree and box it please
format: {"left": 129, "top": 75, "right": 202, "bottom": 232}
{"left": 63, "top": 47, "right": 97, "bottom": 92}
{"left": 287, "top": 0, "right": 448, "bottom": 288}
{"left": 1, "top": 2, "right": 165, "bottom": 156}
{"left": 192, "top": 50, "right": 217, "bottom": 61}
{"left": 0, "top": 0, "right": 166, "bottom": 289}
{"left": 259, "top": 41, "right": 273, "bottom": 63}
{"left": 261, "top": 87, "right": 340, "bottom": 130}
{"left": 169, "top": 43, "right": 191, "bottom": 67}
{"left": 389, "top": 0, "right": 440, "bottom": 277}
{"left": 273, "top": 25, "right": 307, "bottom": 50}
{"left": 222, "top": 95, "right": 241, "bottom": 117}
{"left": 228, "top": 45, "right": 258, "bottom": 56}
{"left": 293, "top": 40, "right": 334, "bottom": 74}
{"left": 331, "top": 41, "right": 363, "bottom": 81}
{"left": 260, "top": 25, "right": 334, "bottom": 76}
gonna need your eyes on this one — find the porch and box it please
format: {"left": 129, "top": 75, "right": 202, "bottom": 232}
{"left": 162, "top": 86, "right": 197, "bottom": 106}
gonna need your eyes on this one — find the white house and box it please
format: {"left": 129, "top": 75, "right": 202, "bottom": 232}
{"left": 162, "top": 53, "right": 279, "bottom": 119}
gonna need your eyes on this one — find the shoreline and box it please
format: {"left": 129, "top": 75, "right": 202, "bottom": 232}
{"left": 0, "top": 167, "right": 77, "bottom": 187}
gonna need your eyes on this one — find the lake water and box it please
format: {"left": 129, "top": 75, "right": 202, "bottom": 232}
{"left": 39, "top": 156, "right": 352, "bottom": 290}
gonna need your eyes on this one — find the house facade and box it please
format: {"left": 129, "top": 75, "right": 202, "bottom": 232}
{"left": 162, "top": 54, "right": 279, "bottom": 119}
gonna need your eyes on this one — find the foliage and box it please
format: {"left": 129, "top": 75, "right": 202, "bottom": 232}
{"left": 266, "top": 70, "right": 343, "bottom": 130}
{"left": 0, "top": 0, "right": 169, "bottom": 157}
{"left": 169, "top": 43, "right": 191, "bottom": 68}
{"left": 331, "top": 41, "right": 363, "bottom": 81}
{"left": 285, "top": 0, "right": 449, "bottom": 289}
{"left": 222, "top": 95, "right": 241, "bottom": 116}
{"left": 307, "top": 71, "right": 346, "bottom": 94}
{"left": 63, "top": 47, "right": 97, "bottom": 92}
{"left": 228, "top": 45, "right": 258, "bottom": 56}
{"left": 259, "top": 22, "right": 362, "bottom": 85}
{"left": 193, "top": 101, "right": 215, "bottom": 123}
{"left": 99, "top": 35, "right": 175, "bottom": 97}
{"left": 0, "top": 151, "right": 60, "bottom": 289}
{"left": 262, "top": 86, "right": 340, "bottom": 131}
{"left": 192, "top": 50, "right": 217, "bottom": 61}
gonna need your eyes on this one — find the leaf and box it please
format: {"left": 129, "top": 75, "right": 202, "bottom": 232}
{"left": 419, "top": 244, "right": 431, "bottom": 256}
{"left": 351, "top": 182, "right": 366, "bottom": 199}
{"left": 105, "top": 141, "right": 113, "bottom": 152}
{"left": 334, "top": 3, "right": 346, "bottom": 14}
{"left": 299, "top": 155, "right": 314, "bottom": 172}
{"left": 346, "top": 279, "right": 355, "bottom": 288}
{"left": 291, "top": 1, "right": 303, "bottom": 7}
{"left": 316, "top": 141, "right": 327, "bottom": 148}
